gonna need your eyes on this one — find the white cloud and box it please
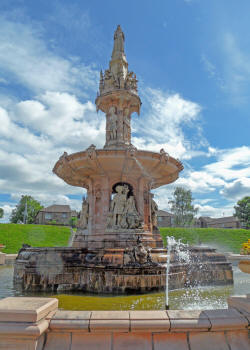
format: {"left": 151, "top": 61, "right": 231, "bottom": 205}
{"left": 220, "top": 178, "right": 250, "bottom": 200}
{"left": 195, "top": 203, "right": 234, "bottom": 218}
{"left": 0, "top": 204, "right": 15, "bottom": 223}
{"left": 0, "top": 16, "right": 98, "bottom": 96}
{"left": 132, "top": 88, "right": 204, "bottom": 159}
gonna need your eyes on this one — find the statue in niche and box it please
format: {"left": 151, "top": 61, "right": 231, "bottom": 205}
{"left": 123, "top": 108, "right": 130, "bottom": 141}
{"left": 125, "top": 195, "right": 141, "bottom": 229}
{"left": 78, "top": 197, "right": 89, "bottom": 229}
{"left": 108, "top": 106, "right": 118, "bottom": 141}
{"left": 108, "top": 184, "right": 142, "bottom": 230}
{"left": 110, "top": 184, "right": 129, "bottom": 228}
{"left": 104, "top": 69, "right": 115, "bottom": 91}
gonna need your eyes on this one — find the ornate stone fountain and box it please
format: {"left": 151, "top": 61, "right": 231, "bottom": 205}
{"left": 14, "top": 26, "right": 233, "bottom": 293}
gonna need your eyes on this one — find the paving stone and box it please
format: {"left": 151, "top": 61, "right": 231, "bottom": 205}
{"left": 189, "top": 331, "right": 229, "bottom": 350}
{"left": 204, "top": 308, "right": 248, "bottom": 330}
{"left": 90, "top": 311, "right": 129, "bottom": 332}
{"left": 226, "top": 330, "right": 250, "bottom": 350}
{"left": 154, "top": 332, "right": 189, "bottom": 350}
{"left": 71, "top": 333, "right": 112, "bottom": 350}
{"left": 113, "top": 332, "right": 152, "bottom": 350}
{"left": 167, "top": 310, "right": 210, "bottom": 332}
{"left": 44, "top": 332, "right": 71, "bottom": 350}
{"left": 130, "top": 310, "right": 170, "bottom": 332}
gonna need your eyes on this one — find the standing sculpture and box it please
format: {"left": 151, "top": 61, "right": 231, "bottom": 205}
{"left": 78, "top": 197, "right": 89, "bottom": 230}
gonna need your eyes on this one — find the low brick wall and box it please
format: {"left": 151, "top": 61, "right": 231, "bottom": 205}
{"left": 0, "top": 295, "right": 249, "bottom": 349}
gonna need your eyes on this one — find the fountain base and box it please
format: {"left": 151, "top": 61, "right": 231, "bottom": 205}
{"left": 14, "top": 244, "right": 233, "bottom": 293}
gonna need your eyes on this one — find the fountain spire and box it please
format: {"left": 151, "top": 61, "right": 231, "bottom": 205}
{"left": 96, "top": 25, "right": 141, "bottom": 149}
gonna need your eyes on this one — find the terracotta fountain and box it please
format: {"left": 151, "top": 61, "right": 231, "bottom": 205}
{"left": 14, "top": 26, "right": 233, "bottom": 293}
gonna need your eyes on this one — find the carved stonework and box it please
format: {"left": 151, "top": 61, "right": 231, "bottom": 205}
{"left": 86, "top": 144, "right": 97, "bottom": 160}
{"left": 151, "top": 197, "right": 158, "bottom": 230}
{"left": 160, "top": 148, "right": 169, "bottom": 163}
{"left": 107, "top": 184, "right": 142, "bottom": 230}
{"left": 78, "top": 197, "right": 89, "bottom": 229}
{"left": 107, "top": 106, "right": 118, "bottom": 141}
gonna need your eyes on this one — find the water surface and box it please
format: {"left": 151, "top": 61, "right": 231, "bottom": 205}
{"left": 1, "top": 265, "right": 249, "bottom": 310}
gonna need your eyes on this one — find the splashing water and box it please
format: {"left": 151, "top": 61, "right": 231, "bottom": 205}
{"left": 165, "top": 236, "right": 191, "bottom": 308}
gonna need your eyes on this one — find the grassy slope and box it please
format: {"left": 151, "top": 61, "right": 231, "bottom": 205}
{"left": 0, "top": 224, "right": 249, "bottom": 254}
{"left": 0, "top": 224, "right": 71, "bottom": 253}
{"left": 160, "top": 227, "right": 250, "bottom": 253}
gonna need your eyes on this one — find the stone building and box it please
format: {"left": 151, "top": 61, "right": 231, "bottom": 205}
{"left": 197, "top": 216, "right": 241, "bottom": 229}
{"left": 157, "top": 210, "right": 174, "bottom": 227}
{"left": 35, "top": 205, "right": 77, "bottom": 225}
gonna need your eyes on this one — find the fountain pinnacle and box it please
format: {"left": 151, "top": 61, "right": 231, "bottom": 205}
{"left": 96, "top": 25, "right": 141, "bottom": 149}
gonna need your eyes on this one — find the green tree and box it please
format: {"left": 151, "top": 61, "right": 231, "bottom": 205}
{"left": 0, "top": 208, "right": 3, "bottom": 219}
{"left": 234, "top": 196, "right": 250, "bottom": 229}
{"left": 69, "top": 216, "right": 77, "bottom": 228}
{"left": 169, "top": 187, "right": 198, "bottom": 227}
{"left": 10, "top": 195, "right": 43, "bottom": 224}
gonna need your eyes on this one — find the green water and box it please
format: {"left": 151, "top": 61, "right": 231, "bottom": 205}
{"left": 1, "top": 265, "right": 249, "bottom": 310}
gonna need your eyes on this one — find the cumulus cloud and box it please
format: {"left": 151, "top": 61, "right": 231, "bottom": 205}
{"left": 220, "top": 178, "right": 250, "bottom": 200}
{"left": 0, "top": 15, "right": 99, "bottom": 96}
{"left": 132, "top": 88, "right": 204, "bottom": 159}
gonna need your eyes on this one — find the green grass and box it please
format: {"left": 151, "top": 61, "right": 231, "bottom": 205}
{"left": 0, "top": 224, "right": 249, "bottom": 254}
{"left": 0, "top": 224, "right": 71, "bottom": 253}
{"left": 160, "top": 227, "right": 250, "bottom": 253}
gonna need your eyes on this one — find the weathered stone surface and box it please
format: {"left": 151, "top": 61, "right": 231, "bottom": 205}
{"left": 71, "top": 333, "right": 112, "bottom": 350}
{"left": 189, "top": 331, "right": 229, "bottom": 350}
{"left": 204, "top": 309, "right": 248, "bottom": 330}
{"left": 225, "top": 330, "right": 250, "bottom": 350}
{"left": 113, "top": 332, "right": 152, "bottom": 350}
{"left": 0, "top": 297, "right": 58, "bottom": 322}
{"left": 90, "top": 311, "right": 129, "bottom": 333}
{"left": 167, "top": 310, "right": 211, "bottom": 332}
{"left": 130, "top": 310, "right": 170, "bottom": 332}
{"left": 44, "top": 332, "right": 71, "bottom": 350}
{"left": 154, "top": 333, "right": 189, "bottom": 350}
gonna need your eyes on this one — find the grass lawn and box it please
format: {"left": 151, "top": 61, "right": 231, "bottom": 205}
{"left": 160, "top": 227, "right": 250, "bottom": 253}
{"left": 0, "top": 224, "right": 71, "bottom": 253}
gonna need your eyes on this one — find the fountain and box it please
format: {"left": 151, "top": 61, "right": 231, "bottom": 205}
{"left": 13, "top": 25, "right": 233, "bottom": 294}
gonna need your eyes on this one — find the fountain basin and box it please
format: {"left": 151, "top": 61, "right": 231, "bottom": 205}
{"left": 14, "top": 245, "right": 233, "bottom": 293}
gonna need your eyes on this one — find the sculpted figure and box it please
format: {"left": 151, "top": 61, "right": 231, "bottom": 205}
{"left": 151, "top": 197, "right": 158, "bottom": 229}
{"left": 78, "top": 197, "right": 89, "bottom": 229}
{"left": 123, "top": 108, "right": 130, "bottom": 141}
{"left": 110, "top": 184, "right": 129, "bottom": 228}
{"left": 109, "top": 106, "right": 117, "bottom": 140}
{"left": 113, "top": 25, "right": 125, "bottom": 54}
{"left": 134, "top": 243, "right": 148, "bottom": 264}
{"left": 125, "top": 195, "right": 141, "bottom": 229}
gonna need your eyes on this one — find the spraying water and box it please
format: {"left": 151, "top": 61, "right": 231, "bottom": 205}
{"left": 165, "top": 236, "right": 191, "bottom": 309}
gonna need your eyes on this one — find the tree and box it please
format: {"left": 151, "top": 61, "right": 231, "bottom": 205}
{"left": 69, "top": 216, "right": 78, "bottom": 228}
{"left": 234, "top": 196, "right": 250, "bottom": 229}
{"left": 10, "top": 195, "right": 43, "bottom": 224}
{"left": 169, "top": 187, "right": 198, "bottom": 227}
{"left": 0, "top": 208, "right": 3, "bottom": 219}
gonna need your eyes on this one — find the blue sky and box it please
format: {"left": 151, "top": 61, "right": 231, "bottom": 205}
{"left": 0, "top": 0, "right": 250, "bottom": 222}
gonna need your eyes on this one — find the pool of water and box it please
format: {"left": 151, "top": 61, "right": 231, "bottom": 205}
{"left": 1, "top": 265, "right": 249, "bottom": 310}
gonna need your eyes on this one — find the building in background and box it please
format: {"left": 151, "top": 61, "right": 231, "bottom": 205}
{"left": 157, "top": 210, "right": 174, "bottom": 227}
{"left": 197, "top": 216, "right": 241, "bottom": 229}
{"left": 35, "top": 205, "right": 77, "bottom": 225}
